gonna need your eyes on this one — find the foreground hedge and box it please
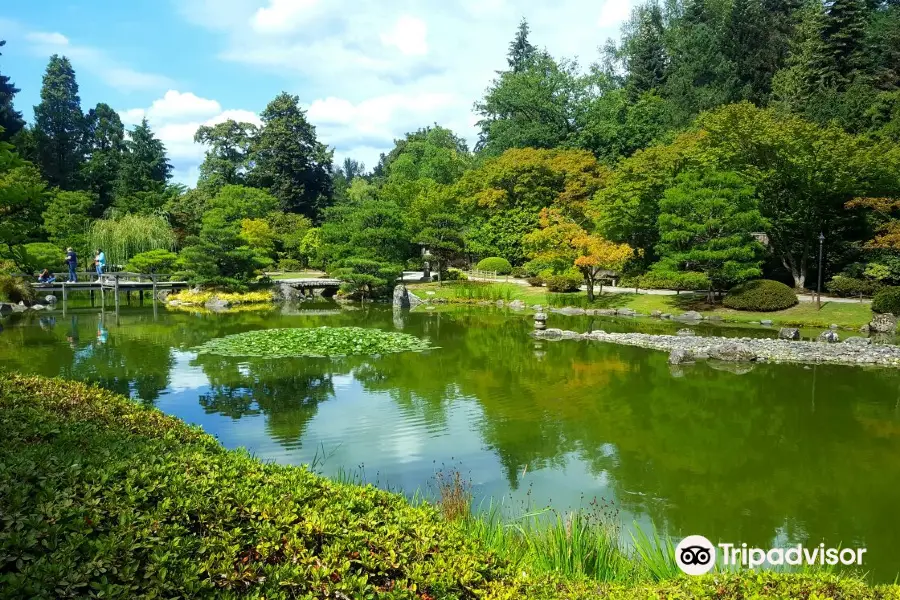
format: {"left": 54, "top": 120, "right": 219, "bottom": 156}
{"left": 1, "top": 374, "right": 897, "bottom": 599}
{"left": 723, "top": 279, "right": 798, "bottom": 311}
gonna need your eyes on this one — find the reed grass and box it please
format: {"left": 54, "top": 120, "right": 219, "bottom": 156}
{"left": 452, "top": 282, "right": 517, "bottom": 302}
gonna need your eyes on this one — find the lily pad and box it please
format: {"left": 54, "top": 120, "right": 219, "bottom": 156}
{"left": 193, "top": 326, "right": 434, "bottom": 358}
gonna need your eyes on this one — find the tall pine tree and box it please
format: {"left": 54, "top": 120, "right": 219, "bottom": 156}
{"left": 83, "top": 102, "right": 124, "bottom": 215}
{"left": 33, "top": 55, "right": 84, "bottom": 189}
{"left": 114, "top": 118, "right": 172, "bottom": 213}
{"left": 250, "top": 92, "right": 333, "bottom": 219}
{"left": 0, "top": 40, "right": 24, "bottom": 142}
{"left": 814, "top": 0, "right": 871, "bottom": 89}
{"left": 507, "top": 18, "right": 537, "bottom": 73}
{"left": 623, "top": 2, "right": 668, "bottom": 100}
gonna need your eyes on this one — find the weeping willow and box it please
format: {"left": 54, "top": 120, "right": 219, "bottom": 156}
{"left": 88, "top": 214, "right": 176, "bottom": 269}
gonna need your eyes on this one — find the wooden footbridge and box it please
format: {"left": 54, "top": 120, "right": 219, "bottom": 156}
{"left": 30, "top": 272, "right": 189, "bottom": 310}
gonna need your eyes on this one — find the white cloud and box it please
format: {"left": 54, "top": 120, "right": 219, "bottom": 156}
{"left": 380, "top": 16, "right": 429, "bottom": 56}
{"left": 120, "top": 91, "right": 261, "bottom": 185}
{"left": 23, "top": 28, "right": 173, "bottom": 92}
{"left": 598, "top": 0, "right": 636, "bottom": 27}
{"left": 253, "top": 0, "right": 321, "bottom": 34}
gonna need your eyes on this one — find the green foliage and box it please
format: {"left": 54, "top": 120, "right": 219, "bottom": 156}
{"left": 527, "top": 276, "right": 544, "bottom": 287}
{"left": 0, "top": 153, "right": 48, "bottom": 267}
{"left": 332, "top": 258, "right": 402, "bottom": 299}
{"left": 723, "top": 279, "right": 799, "bottom": 311}
{"left": 114, "top": 119, "right": 172, "bottom": 213}
{"left": 872, "top": 286, "right": 900, "bottom": 314}
{"left": 82, "top": 102, "right": 124, "bottom": 213}
{"left": 277, "top": 258, "right": 302, "bottom": 272}
{"left": 194, "top": 119, "right": 256, "bottom": 192}
{"left": 511, "top": 266, "right": 527, "bottom": 278}
{"left": 826, "top": 275, "right": 882, "bottom": 297}
{"left": 194, "top": 326, "right": 433, "bottom": 358}
{"left": 476, "top": 257, "right": 513, "bottom": 275}
{"left": 445, "top": 267, "right": 468, "bottom": 281}
{"left": 89, "top": 213, "right": 176, "bottom": 268}
{"left": 21, "top": 242, "right": 65, "bottom": 273}
{"left": 42, "top": 189, "right": 94, "bottom": 255}
{"left": 0, "top": 40, "right": 25, "bottom": 142}
{"left": 654, "top": 169, "right": 765, "bottom": 291}
{"left": 250, "top": 92, "right": 333, "bottom": 218}
{"left": 125, "top": 249, "right": 178, "bottom": 274}
{"left": 544, "top": 271, "right": 583, "bottom": 293}
{"left": 33, "top": 55, "right": 83, "bottom": 190}
{"left": 629, "top": 269, "right": 710, "bottom": 291}
{"left": 0, "top": 274, "right": 36, "bottom": 304}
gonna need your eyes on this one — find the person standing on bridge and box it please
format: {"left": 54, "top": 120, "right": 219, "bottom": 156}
{"left": 94, "top": 249, "right": 106, "bottom": 279}
{"left": 65, "top": 247, "right": 78, "bottom": 283}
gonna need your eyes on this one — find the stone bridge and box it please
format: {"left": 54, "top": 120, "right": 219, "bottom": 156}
{"left": 277, "top": 278, "right": 342, "bottom": 299}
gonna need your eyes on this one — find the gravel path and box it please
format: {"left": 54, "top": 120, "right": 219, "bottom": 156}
{"left": 533, "top": 328, "right": 900, "bottom": 367}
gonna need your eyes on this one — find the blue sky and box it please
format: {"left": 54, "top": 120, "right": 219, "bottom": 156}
{"left": 2, "top": 0, "right": 637, "bottom": 185}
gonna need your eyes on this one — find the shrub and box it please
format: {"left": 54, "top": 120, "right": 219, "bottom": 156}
{"left": 125, "top": 249, "right": 179, "bottom": 274}
{"left": 22, "top": 242, "right": 66, "bottom": 273}
{"left": 526, "top": 276, "right": 544, "bottom": 287}
{"left": 634, "top": 271, "right": 710, "bottom": 291}
{"left": 278, "top": 258, "right": 303, "bottom": 272}
{"left": 826, "top": 275, "right": 882, "bottom": 298}
{"left": 476, "top": 257, "right": 512, "bottom": 275}
{"left": 445, "top": 267, "right": 468, "bottom": 281}
{"left": 723, "top": 279, "right": 798, "bottom": 311}
{"left": 872, "top": 286, "right": 900, "bottom": 314}
{"left": 511, "top": 266, "right": 527, "bottom": 278}
{"left": 544, "top": 272, "right": 583, "bottom": 293}
{"left": 0, "top": 274, "right": 37, "bottom": 305}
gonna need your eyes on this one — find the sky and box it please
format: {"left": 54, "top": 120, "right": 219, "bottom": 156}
{"left": 1, "top": 0, "right": 638, "bottom": 186}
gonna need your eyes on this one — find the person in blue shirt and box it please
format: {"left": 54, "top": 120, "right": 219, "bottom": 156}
{"left": 65, "top": 247, "right": 77, "bottom": 282}
{"left": 94, "top": 249, "right": 106, "bottom": 278}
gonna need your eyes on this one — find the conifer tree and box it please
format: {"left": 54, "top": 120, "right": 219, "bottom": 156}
{"left": 33, "top": 55, "right": 85, "bottom": 189}
{"left": 0, "top": 40, "right": 24, "bottom": 142}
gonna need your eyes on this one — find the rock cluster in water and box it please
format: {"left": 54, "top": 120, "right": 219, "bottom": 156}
{"left": 532, "top": 328, "right": 900, "bottom": 367}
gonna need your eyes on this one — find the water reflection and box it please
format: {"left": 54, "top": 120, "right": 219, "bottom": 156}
{"left": 1, "top": 305, "right": 900, "bottom": 581}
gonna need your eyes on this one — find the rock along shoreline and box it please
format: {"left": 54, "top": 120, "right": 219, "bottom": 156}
{"left": 533, "top": 328, "right": 900, "bottom": 367}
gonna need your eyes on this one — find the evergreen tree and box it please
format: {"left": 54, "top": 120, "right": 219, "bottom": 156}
{"left": 33, "top": 55, "right": 85, "bottom": 190}
{"left": 114, "top": 118, "right": 172, "bottom": 213}
{"left": 250, "top": 92, "right": 334, "bottom": 220}
{"left": 507, "top": 18, "right": 537, "bottom": 73}
{"left": 82, "top": 103, "right": 124, "bottom": 215}
{"left": 0, "top": 41, "right": 24, "bottom": 142}
{"left": 194, "top": 119, "right": 257, "bottom": 193}
{"left": 814, "top": 0, "right": 871, "bottom": 89}
{"left": 623, "top": 2, "right": 668, "bottom": 100}
{"left": 662, "top": 0, "right": 739, "bottom": 123}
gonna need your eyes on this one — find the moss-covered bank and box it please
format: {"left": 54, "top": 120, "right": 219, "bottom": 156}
{"left": 1, "top": 374, "right": 897, "bottom": 599}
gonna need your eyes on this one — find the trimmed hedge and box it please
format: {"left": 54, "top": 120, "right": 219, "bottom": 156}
{"left": 872, "top": 286, "right": 900, "bottom": 315}
{"left": 476, "top": 257, "right": 513, "bottom": 275}
{"left": 723, "top": 279, "right": 798, "bottom": 311}
{"left": 544, "top": 273, "right": 582, "bottom": 293}
{"left": 827, "top": 276, "right": 882, "bottom": 298}
{"left": 1, "top": 374, "right": 895, "bottom": 599}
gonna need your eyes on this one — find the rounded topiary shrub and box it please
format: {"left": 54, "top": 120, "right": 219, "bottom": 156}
{"left": 545, "top": 273, "right": 583, "bottom": 293}
{"left": 723, "top": 279, "right": 798, "bottom": 311}
{"left": 872, "top": 286, "right": 900, "bottom": 314}
{"left": 475, "top": 257, "right": 512, "bottom": 275}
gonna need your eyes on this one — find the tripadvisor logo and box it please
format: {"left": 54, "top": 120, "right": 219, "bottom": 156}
{"left": 675, "top": 534, "right": 867, "bottom": 576}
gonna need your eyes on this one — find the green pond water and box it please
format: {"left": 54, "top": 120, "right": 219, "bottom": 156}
{"left": 2, "top": 303, "right": 900, "bottom": 581}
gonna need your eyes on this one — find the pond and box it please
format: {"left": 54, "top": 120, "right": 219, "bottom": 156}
{"left": 2, "top": 303, "right": 900, "bottom": 581}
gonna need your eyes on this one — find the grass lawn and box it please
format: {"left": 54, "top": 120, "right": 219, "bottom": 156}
{"left": 408, "top": 281, "right": 873, "bottom": 330}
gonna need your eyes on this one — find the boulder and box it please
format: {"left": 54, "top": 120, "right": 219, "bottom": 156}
{"left": 651, "top": 310, "right": 663, "bottom": 318}
{"left": 30, "top": 304, "right": 46, "bottom": 311}
{"left": 168, "top": 300, "right": 181, "bottom": 307}
{"left": 496, "top": 300, "right": 505, "bottom": 307}
{"left": 538, "top": 328, "right": 564, "bottom": 339}
{"left": 561, "top": 330, "right": 581, "bottom": 339}
{"left": 556, "top": 307, "right": 585, "bottom": 316}
{"left": 829, "top": 324, "right": 839, "bottom": 330}
{"left": 869, "top": 313, "right": 897, "bottom": 334}
{"left": 44, "top": 295, "right": 57, "bottom": 304}
{"left": 708, "top": 342, "right": 756, "bottom": 362}
{"left": 205, "top": 298, "right": 230, "bottom": 312}
{"left": 679, "top": 311, "right": 703, "bottom": 321}
{"left": 11, "top": 303, "right": 26, "bottom": 313}
{"left": 156, "top": 290, "right": 170, "bottom": 302}
{"left": 843, "top": 336, "right": 871, "bottom": 346}
{"left": 817, "top": 330, "right": 840, "bottom": 343}
{"left": 531, "top": 305, "right": 543, "bottom": 311}
{"left": 596, "top": 309, "right": 617, "bottom": 316}
{"left": 392, "top": 285, "right": 424, "bottom": 309}
{"left": 0, "top": 303, "right": 11, "bottom": 316}
{"left": 508, "top": 299, "right": 526, "bottom": 310}
{"left": 706, "top": 314, "right": 724, "bottom": 322}
{"left": 616, "top": 308, "right": 636, "bottom": 316}
{"left": 778, "top": 327, "right": 800, "bottom": 340}
{"left": 668, "top": 348, "right": 694, "bottom": 365}
{"left": 276, "top": 283, "right": 303, "bottom": 303}
{"left": 707, "top": 360, "right": 756, "bottom": 375}
{"left": 676, "top": 328, "right": 696, "bottom": 337}
{"left": 534, "top": 312, "right": 548, "bottom": 322}
{"left": 660, "top": 313, "right": 672, "bottom": 319}
{"left": 760, "top": 319, "right": 773, "bottom": 326}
